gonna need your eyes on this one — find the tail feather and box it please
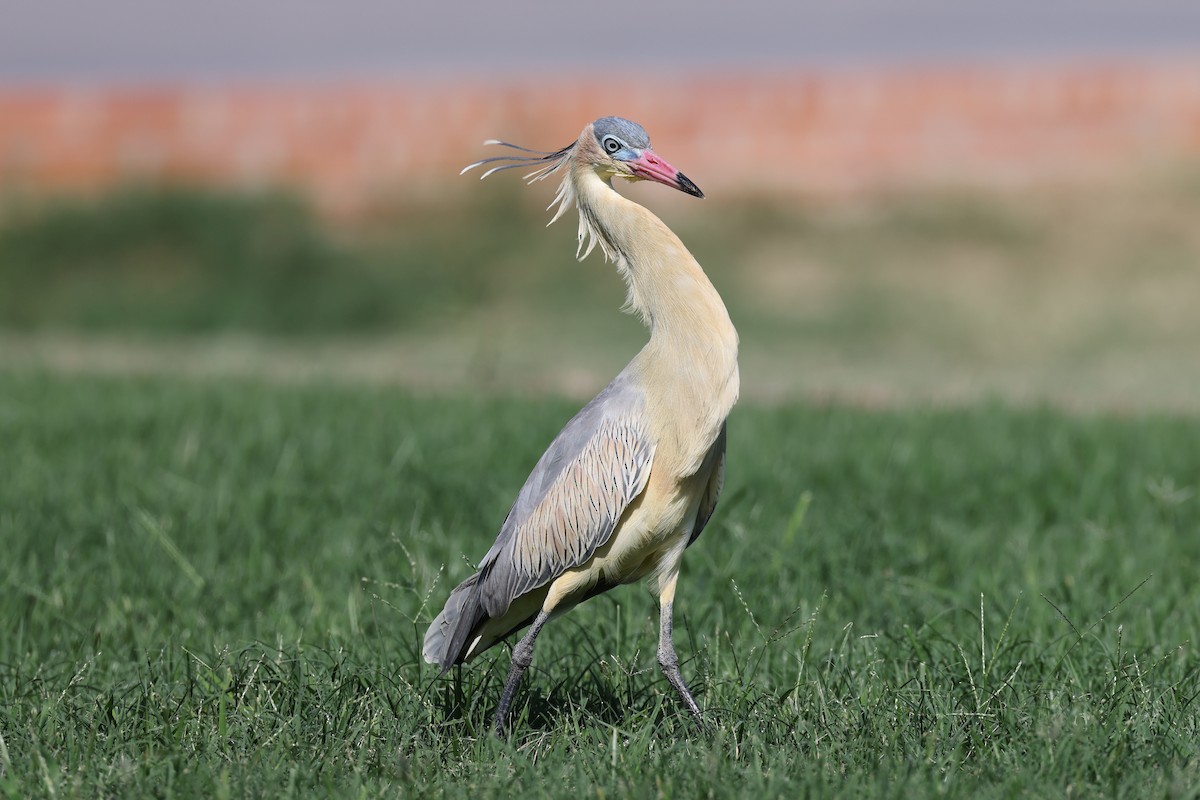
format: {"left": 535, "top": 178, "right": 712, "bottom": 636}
{"left": 423, "top": 572, "right": 488, "bottom": 672}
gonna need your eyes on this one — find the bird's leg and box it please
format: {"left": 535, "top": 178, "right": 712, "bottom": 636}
{"left": 494, "top": 610, "right": 551, "bottom": 736}
{"left": 657, "top": 575, "right": 702, "bottom": 719}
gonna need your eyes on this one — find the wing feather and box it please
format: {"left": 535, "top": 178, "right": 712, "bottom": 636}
{"left": 479, "top": 415, "right": 653, "bottom": 617}
{"left": 426, "top": 372, "right": 655, "bottom": 668}
{"left": 474, "top": 373, "right": 654, "bottom": 617}
{"left": 687, "top": 421, "right": 726, "bottom": 547}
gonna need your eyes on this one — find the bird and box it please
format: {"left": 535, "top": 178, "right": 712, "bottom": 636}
{"left": 423, "top": 116, "right": 739, "bottom": 734}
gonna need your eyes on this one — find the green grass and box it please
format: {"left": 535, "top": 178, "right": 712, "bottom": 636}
{"left": 2, "top": 370, "right": 1198, "bottom": 797}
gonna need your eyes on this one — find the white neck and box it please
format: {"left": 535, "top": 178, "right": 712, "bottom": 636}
{"left": 562, "top": 166, "right": 740, "bottom": 469}
{"left": 564, "top": 168, "right": 737, "bottom": 345}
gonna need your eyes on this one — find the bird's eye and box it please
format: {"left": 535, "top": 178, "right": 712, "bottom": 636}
{"left": 603, "top": 137, "right": 621, "bottom": 154}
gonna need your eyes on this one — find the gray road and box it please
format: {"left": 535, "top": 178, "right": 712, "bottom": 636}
{"left": 2, "top": 0, "right": 1199, "bottom": 81}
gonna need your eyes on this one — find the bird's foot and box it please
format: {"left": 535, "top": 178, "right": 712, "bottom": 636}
{"left": 660, "top": 658, "right": 704, "bottom": 719}
{"left": 492, "top": 668, "right": 523, "bottom": 738}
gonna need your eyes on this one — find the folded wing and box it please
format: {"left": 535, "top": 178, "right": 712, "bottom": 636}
{"left": 423, "top": 373, "right": 655, "bottom": 670}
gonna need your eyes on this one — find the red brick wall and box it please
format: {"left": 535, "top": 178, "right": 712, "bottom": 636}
{"left": 3, "top": 62, "right": 1199, "bottom": 210}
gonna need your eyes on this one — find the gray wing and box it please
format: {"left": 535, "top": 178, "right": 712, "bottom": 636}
{"left": 424, "top": 371, "right": 657, "bottom": 670}
{"left": 475, "top": 371, "right": 655, "bottom": 616}
{"left": 687, "top": 421, "right": 726, "bottom": 547}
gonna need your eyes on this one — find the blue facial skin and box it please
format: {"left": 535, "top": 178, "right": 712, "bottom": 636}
{"left": 593, "top": 116, "right": 650, "bottom": 161}
{"left": 589, "top": 115, "right": 704, "bottom": 198}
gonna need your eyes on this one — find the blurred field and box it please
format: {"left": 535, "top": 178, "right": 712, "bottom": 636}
{"left": 8, "top": 15, "right": 1200, "bottom": 798}
{"left": 3, "top": 167, "right": 1200, "bottom": 410}
{"left": 2, "top": 371, "right": 1197, "bottom": 796}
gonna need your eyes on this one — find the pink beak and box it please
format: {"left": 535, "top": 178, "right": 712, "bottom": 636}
{"left": 627, "top": 149, "right": 704, "bottom": 198}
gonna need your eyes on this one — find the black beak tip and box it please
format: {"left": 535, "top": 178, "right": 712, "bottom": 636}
{"left": 676, "top": 172, "right": 704, "bottom": 199}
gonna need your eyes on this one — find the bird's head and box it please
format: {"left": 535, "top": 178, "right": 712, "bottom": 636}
{"left": 582, "top": 116, "right": 704, "bottom": 198}
{"left": 461, "top": 115, "right": 703, "bottom": 199}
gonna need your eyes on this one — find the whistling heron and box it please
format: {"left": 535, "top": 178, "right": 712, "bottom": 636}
{"left": 423, "top": 116, "right": 739, "bottom": 733}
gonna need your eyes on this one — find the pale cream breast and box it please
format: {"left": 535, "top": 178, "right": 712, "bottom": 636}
{"left": 540, "top": 461, "right": 711, "bottom": 612}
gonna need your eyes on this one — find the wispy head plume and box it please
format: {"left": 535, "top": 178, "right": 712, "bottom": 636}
{"left": 460, "top": 140, "right": 573, "bottom": 183}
